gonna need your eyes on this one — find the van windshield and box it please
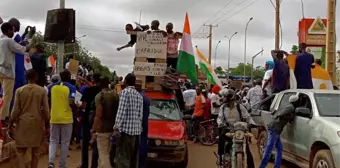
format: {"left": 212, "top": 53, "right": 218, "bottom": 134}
{"left": 149, "top": 99, "right": 181, "bottom": 121}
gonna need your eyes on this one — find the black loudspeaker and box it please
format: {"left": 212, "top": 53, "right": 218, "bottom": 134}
{"left": 44, "top": 9, "right": 75, "bottom": 43}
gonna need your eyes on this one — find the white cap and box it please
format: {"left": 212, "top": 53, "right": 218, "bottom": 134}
{"left": 289, "top": 95, "right": 299, "bottom": 103}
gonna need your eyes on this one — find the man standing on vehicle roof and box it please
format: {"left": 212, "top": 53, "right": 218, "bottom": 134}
{"left": 114, "top": 73, "right": 143, "bottom": 168}
{"left": 259, "top": 94, "right": 299, "bottom": 168}
{"left": 295, "top": 43, "right": 314, "bottom": 89}
{"left": 117, "top": 23, "right": 149, "bottom": 51}
{"left": 135, "top": 79, "right": 150, "bottom": 168}
{"left": 217, "top": 89, "right": 255, "bottom": 167}
{"left": 269, "top": 50, "right": 290, "bottom": 93}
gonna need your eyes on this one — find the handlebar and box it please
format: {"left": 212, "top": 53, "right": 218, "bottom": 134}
{"left": 225, "top": 132, "right": 254, "bottom": 138}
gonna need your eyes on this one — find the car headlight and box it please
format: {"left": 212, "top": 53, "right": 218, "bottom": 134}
{"left": 235, "top": 130, "right": 245, "bottom": 140}
{"left": 164, "top": 139, "right": 185, "bottom": 146}
{"left": 155, "top": 139, "right": 162, "bottom": 146}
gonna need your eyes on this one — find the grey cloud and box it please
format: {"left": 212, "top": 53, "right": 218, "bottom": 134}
{"left": 1, "top": 0, "right": 339, "bottom": 76}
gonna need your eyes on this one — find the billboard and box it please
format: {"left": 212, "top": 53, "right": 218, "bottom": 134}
{"left": 298, "top": 17, "right": 327, "bottom": 46}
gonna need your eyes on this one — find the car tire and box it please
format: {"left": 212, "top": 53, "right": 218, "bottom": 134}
{"left": 312, "top": 150, "right": 335, "bottom": 168}
{"left": 177, "top": 148, "right": 188, "bottom": 168}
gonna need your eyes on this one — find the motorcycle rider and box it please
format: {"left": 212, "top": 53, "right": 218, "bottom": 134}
{"left": 259, "top": 94, "right": 298, "bottom": 168}
{"left": 217, "top": 89, "right": 255, "bottom": 168}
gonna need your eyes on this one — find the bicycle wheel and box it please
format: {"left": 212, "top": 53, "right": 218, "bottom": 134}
{"left": 198, "top": 123, "right": 218, "bottom": 146}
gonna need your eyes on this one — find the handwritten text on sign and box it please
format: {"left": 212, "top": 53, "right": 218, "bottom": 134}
{"left": 135, "top": 32, "right": 167, "bottom": 59}
{"left": 134, "top": 62, "right": 167, "bottom": 76}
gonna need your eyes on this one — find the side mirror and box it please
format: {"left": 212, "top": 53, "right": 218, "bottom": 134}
{"left": 295, "top": 107, "right": 311, "bottom": 118}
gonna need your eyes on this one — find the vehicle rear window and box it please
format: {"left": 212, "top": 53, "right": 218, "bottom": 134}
{"left": 149, "top": 99, "right": 181, "bottom": 121}
{"left": 314, "top": 93, "right": 340, "bottom": 117}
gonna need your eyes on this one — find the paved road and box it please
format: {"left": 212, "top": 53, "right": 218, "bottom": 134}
{"left": 32, "top": 141, "right": 296, "bottom": 168}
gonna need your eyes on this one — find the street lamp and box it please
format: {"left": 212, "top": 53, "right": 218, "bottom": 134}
{"left": 244, "top": 17, "right": 253, "bottom": 84}
{"left": 251, "top": 48, "right": 264, "bottom": 84}
{"left": 214, "top": 41, "right": 221, "bottom": 68}
{"left": 224, "top": 32, "right": 238, "bottom": 81}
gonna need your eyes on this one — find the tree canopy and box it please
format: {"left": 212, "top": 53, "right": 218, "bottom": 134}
{"left": 33, "top": 32, "right": 113, "bottom": 80}
{"left": 214, "top": 63, "right": 266, "bottom": 80}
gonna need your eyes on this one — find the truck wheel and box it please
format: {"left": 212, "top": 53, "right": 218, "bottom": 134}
{"left": 257, "top": 130, "right": 267, "bottom": 159}
{"left": 312, "top": 150, "right": 335, "bottom": 168}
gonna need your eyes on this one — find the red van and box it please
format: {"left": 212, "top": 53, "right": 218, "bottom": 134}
{"left": 144, "top": 91, "right": 188, "bottom": 168}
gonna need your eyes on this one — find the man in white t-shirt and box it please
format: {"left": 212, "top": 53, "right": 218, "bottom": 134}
{"left": 210, "top": 92, "right": 221, "bottom": 118}
{"left": 262, "top": 60, "right": 275, "bottom": 95}
{"left": 182, "top": 83, "right": 196, "bottom": 108}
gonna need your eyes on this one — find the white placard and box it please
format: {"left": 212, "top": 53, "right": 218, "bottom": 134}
{"left": 135, "top": 32, "right": 167, "bottom": 59}
{"left": 24, "top": 53, "right": 33, "bottom": 70}
{"left": 134, "top": 62, "right": 167, "bottom": 76}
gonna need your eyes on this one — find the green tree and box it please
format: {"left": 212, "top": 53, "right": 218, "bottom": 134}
{"left": 291, "top": 45, "right": 299, "bottom": 54}
{"left": 34, "top": 32, "right": 113, "bottom": 80}
{"left": 230, "top": 63, "right": 265, "bottom": 79}
{"left": 214, "top": 66, "right": 226, "bottom": 75}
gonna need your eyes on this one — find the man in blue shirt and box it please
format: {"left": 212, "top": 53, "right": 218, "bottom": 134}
{"left": 136, "top": 81, "right": 150, "bottom": 168}
{"left": 271, "top": 50, "right": 290, "bottom": 93}
{"left": 8, "top": 18, "right": 31, "bottom": 113}
{"left": 295, "top": 43, "right": 314, "bottom": 89}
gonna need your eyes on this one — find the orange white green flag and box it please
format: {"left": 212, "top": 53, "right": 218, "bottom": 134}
{"left": 196, "top": 47, "right": 222, "bottom": 87}
{"left": 176, "top": 13, "right": 198, "bottom": 84}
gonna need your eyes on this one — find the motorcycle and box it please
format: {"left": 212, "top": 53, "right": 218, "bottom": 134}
{"left": 214, "top": 122, "right": 256, "bottom": 168}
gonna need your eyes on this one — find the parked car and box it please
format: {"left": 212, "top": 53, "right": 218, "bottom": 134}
{"left": 251, "top": 89, "right": 340, "bottom": 168}
{"left": 145, "top": 91, "right": 188, "bottom": 168}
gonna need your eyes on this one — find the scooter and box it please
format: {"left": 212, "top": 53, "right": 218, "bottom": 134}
{"left": 214, "top": 122, "right": 255, "bottom": 168}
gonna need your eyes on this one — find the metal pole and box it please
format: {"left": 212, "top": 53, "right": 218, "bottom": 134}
{"left": 57, "top": 0, "right": 65, "bottom": 74}
{"left": 244, "top": 17, "right": 253, "bottom": 84}
{"left": 275, "top": 0, "right": 280, "bottom": 50}
{"left": 226, "top": 32, "right": 238, "bottom": 81}
{"left": 251, "top": 48, "right": 264, "bottom": 83}
{"left": 214, "top": 41, "right": 221, "bottom": 68}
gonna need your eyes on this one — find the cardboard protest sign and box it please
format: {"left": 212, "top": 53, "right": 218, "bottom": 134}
{"left": 24, "top": 53, "right": 33, "bottom": 70}
{"left": 134, "top": 62, "right": 167, "bottom": 76}
{"left": 135, "top": 32, "right": 167, "bottom": 59}
{"left": 68, "top": 59, "right": 79, "bottom": 75}
{"left": 167, "top": 35, "right": 179, "bottom": 58}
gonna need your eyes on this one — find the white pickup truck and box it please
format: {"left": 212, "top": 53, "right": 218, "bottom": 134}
{"left": 251, "top": 89, "right": 340, "bottom": 168}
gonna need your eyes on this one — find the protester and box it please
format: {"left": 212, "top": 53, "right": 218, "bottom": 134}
{"left": 246, "top": 79, "right": 263, "bottom": 113}
{"left": 114, "top": 73, "right": 143, "bottom": 168}
{"left": 115, "top": 76, "right": 124, "bottom": 94}
{"left": 30, "top": 43, "right": 47, "bottom": 87}
{"left": 10, "top": 69, "right": 49, "bottom": 168}
{"left": 216, "top": 89, "right": 255, "bottom": 167}
{"left": 135, "top": 79, "right": 150, "bottom": 168}
{"left": 311, "top": 59, "right": 333, "bottom": 90}
{"left": 202, "top": 89, "right": 211, "bottom": 120}
{"left": 166, "top": 22, "right": 181, "bottom": 69}
{"left": 187, "top": 86, "right": 205, "bottom": 140}
{"left": 91, "top": 76, "right": 119, "bottom": 168}
{"left": 117, "top": 23, "right": 149, "bottom": 51}
{"left": 270, "top": 50, "right": 290, "bottom": 93}
{"left": 259, "top": 94, "right": 299, "bottom": 168}
{"left": 182, "top": 82, "right": 196, "bottom": 110}
{"left": 295, "top": 43, "right": 314, "bottom": 89}
{"left": 47, "top": 70, "right": 77, "bottom": 168}
{"left": 9, "top": 19, "right": 29, "bottom": 116}
{"left": 262, "top": 60, "right": 275, "bottom": 96}
{"left": 0, "top": 22, "right": 32, "bottom": 125}
{"left": 210, "top": 85, "right": 221, "bottom": 120}
{"left": 80, "top": 73, "right": 102, "bottom": 168}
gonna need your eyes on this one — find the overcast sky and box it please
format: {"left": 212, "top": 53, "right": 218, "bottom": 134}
{"left": 1, "top": 0, "right": 339, "bottom": 76}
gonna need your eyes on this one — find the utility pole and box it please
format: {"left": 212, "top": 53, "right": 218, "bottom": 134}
{"left": 57, "top": 0, "right": 65, "bottom": 73}
{"left": 326, "top": 0, "right": 336, "bottom": 83}
{"left": 204, "top": 24, "right": 218, "bottom": 64}
{"left": 251, "top": 48, "right": 264, "bottom": 83}
{"left": 275, "top": 0, "right": 280, "bottom": 50}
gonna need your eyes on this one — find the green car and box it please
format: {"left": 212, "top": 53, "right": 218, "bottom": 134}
{"left": 251, "top": 89, "right": 340, "bottom": 168}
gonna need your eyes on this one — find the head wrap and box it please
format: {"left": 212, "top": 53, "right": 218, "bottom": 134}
{"left": 266, "top": 60, "right": 275, "bottom": 70}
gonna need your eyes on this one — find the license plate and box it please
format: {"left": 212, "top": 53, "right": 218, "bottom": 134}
{"left": 148, "top": 153, "right": 158, "bottom": 158}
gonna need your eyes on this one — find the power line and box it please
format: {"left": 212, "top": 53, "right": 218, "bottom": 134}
{"left": 216, "top": 0, "right": 262, "bottom": 25}
{"left": 209, "top": 0, "right": 248, "bottom": 24}
{"left": 77, "top": 26, "right": 125, "bottom": 33}
{"left": 192, "top": 0, "right": 234, "bottom": 35}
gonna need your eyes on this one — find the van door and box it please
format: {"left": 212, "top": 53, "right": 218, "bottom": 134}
{"left": 287, "top": 93, "right": 314, "bottom": 160}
